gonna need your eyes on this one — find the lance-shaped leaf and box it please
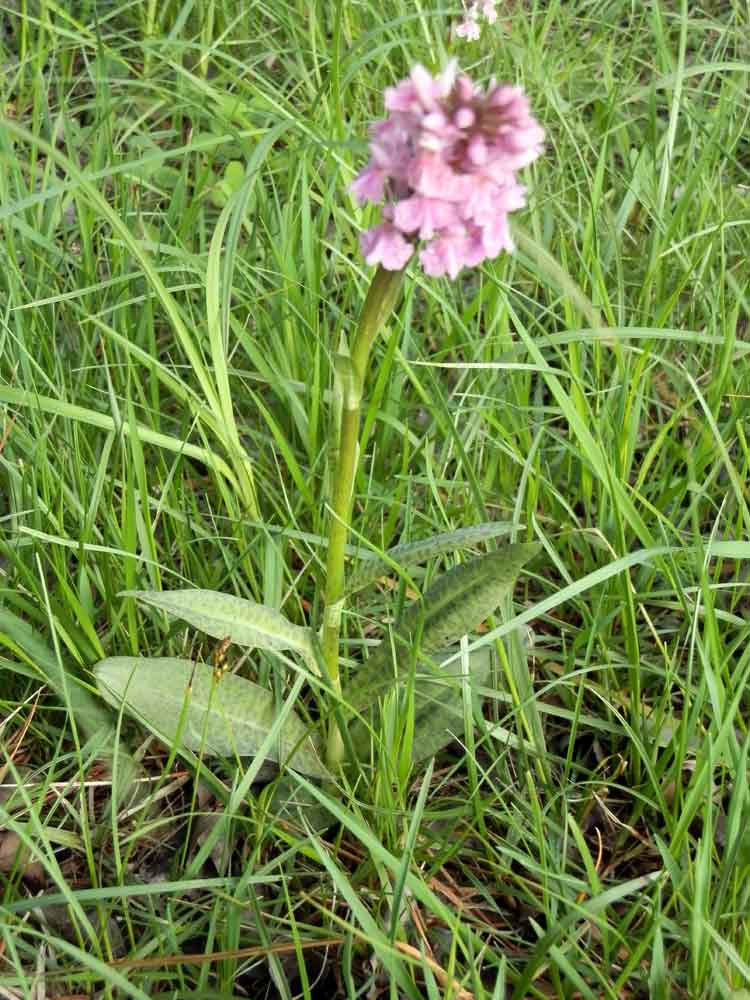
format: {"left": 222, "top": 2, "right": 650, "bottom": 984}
{"left": 262, "top": 773, "right": 337, "bottom": 834}
{"left": 94, "top": 656, "right": 328, "bottom": 778}
{"left": 402, "top": 542, "right": 541, "bottom": 652}
{"left": 346, "top": 522, "right": 516, "bottom": 595}
{"left": 344, "top": 542, "right": 539, "bottom": 711}
{"left": 121, "top": 589, "right": 317, "bottom": 670}
{"left": 349, "top": 645, "right": 496, "bottom": 764}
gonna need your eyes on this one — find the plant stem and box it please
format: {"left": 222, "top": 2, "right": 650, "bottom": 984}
{"left": 322, "top": 266, "right": 405, "bottom": 768}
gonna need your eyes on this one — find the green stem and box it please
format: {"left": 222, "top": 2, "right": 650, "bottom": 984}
{"left": 322, "top": 266, "right": 405, "bottom": 768}
{"left": 143, "top": 0, "right": 157, "bottom": 75}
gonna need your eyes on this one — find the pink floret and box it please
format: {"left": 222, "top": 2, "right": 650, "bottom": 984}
{"left": 349, "top": 164, "right": 386, "bottom": 205}
{"left": 393, "top": 196, "right": 460, "bottom": 239}
{"left": 420, "top": 232, "right": 470, "bottom": 279}
{"left": 360, "top": 224, "right": 414, "bottom": 270}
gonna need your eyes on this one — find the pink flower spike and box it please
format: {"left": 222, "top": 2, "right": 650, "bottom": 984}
{"left": 359, "top": 224, "right": 414, "bottom": 271}
{"left": 481, "top": 0, "right": 498, "bottom": 22}
{"left": 350, "top": 62, "right": 542, "bottom": 277}
{"left": 456, "top": 16, "right": 481, "bottom": 40}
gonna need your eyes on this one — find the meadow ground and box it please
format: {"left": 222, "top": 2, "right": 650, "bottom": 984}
{"left": 1, "top": 1, "right": 750, "bottom": 996}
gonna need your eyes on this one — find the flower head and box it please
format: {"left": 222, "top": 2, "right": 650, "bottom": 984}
{"left": 456, "top": 13, "right": 481, "bottom": 39}
{"left": 480, "top": 0, "right": 498, "bottom": 23}
{"left": 351, "top": 63, "right": 543, "bottom": 278}
{"left": 455, "top": 0, "right": 498, "bottom": 41}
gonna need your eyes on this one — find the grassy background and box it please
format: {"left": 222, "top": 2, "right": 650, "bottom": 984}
{"left": 1, "top": 0, "right": 750, "bottom": 996}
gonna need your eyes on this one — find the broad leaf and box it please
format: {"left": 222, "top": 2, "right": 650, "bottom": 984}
{"left": 94, "top": 656, "right": 328, "bottom": 778}
{"left": 262, "top": 773, "right": 337, "bottom": 834}
{"left": 344, "top": 542, "right": 539, "bottom": 711}
{"left": 349, "top": 646, "right": 496, "bottom": 764}
{"left": 121, "top": 589, "right": 316, "bottom": 669}
{"left": 410, "top": 646, "right": 495, "bottom": 762}
{"left": 346, "top": 522, "right": 516, "bottom": 595}
{"left": 405, "top": 542, "right": 541, "bottom": 652}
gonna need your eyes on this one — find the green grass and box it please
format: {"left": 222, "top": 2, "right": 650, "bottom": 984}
{"left": 2, "top": 0, "right": 750, "bottom": 995}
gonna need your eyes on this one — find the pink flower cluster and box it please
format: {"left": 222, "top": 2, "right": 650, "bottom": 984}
{"left": 351, "top": 62, "right": 544, "bottom": 279}
{"left": 456, "top": 0, "right": 498, "bottom": 41}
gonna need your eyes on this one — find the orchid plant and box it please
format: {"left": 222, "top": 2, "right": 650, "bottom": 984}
{"left": 95, "top": 63, "right": 545, "bottom": 816}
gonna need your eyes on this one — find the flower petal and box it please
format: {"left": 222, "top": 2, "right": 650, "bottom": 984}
{"left": 360, "top": 224, "right": 414, "bottom": 270}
